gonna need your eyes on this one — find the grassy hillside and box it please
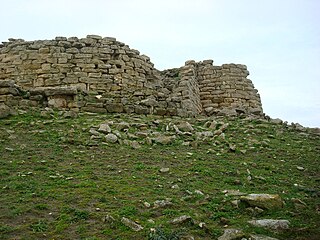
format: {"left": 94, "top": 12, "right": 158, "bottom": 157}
{"left": 0, "top": 110, "right": 319, "bottom": 239}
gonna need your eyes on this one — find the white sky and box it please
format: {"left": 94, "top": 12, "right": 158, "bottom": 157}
{"left": 1, "top": 0, "right": 319, "bottom": 127}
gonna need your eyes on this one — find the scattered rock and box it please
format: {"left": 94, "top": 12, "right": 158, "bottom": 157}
{"left": 292, "top": 123, "right": 305, "bottom": 131}
{"left": 171, "top": 184, "right": 179, "bottom": 189}
{"left": 116, "top": 122, "right": 130, "bottom": 131}
{"left": 254, "top": 207, "right": 264, "bottom": 214}
{"left": 229, "top": 144, "right": 236, "bottom": 152}
{"left": 124, "top": 140, "right": 141, "bottom": 149}
{"left": 40, "top": 110, "right": 52, "bottom": 118}
{"left": 121, "top": 217, "right": 143, "bottom": 231}
{"left": 145, "top": 137, "right": 153, "bottom": 145}
{"left": 153, "top": 199, "right": 173, "bottom": 209}
{"left": 219, "top": 123, "right": 229, "bottom": 131}
{"left": 170, "top": 215, "right": 193, "bottom": 225}
{"left": 143, "top": 202, "right": 151, "bottom": 208}
{"left": 98, "top": 123, "right": 111, "bottom": 133}
{"left": 173, "top": 124, "right": 183, "bottom": 134}
{"left": 5, "top": 147, "right": 14, "bottom": 152}
{"left": 223, "top": 189, "right": 246, "bottom": 196}
{"left": 147, "top": 219, "right": 155, "bottom": 224}
{"left": 194, "top": 190, "right": 204, "bottom": 195}
{"left": 270, "top": 118, "right": 283, "bottom": 124}
{"left": 309, "top": 127, "right": 320, "bottom": 135}
{"left": 63, "top": 111, "right": 77, "bottom": 118}
{"left": 233, "top": 179, "right": 242, "bottom": 185}
{"left": 250, "top": 234, "right": 279, "bottom": 240}
{"left": 0, "top": 103, "right": 11, "bottom": 118}
{"left": 182, "top": 141, "right": 190, "bottom": 146}
{"left": 231, "top": 200, "right": 240, "bottom": 208}
{"left": 135, "top": 131, "right": 148, "bottom": 138}
{"left": 154, "top": 135, "right": 176, "bottom": 145}
{"left": 240, "top": 194, "right": 283, "bottom": 209}
{"left": 195, "top": 131, "right": 213, "bottom": 139}
{"left": 130, "top": 140, "right": 141, "bottom": 149}
{"left": 159, "top": 167, "right": 170, "bottom": 173}
{"left": 291, "top": 198, "right": 307, "bottom": 206}
{"left": 89, "top": 128, "right": 100, "bottom": 136}
{"left": 208, "top": 120, "right": 218, "bottom": 129}
{"left": 296, "top": 166, "right": 304, "bottom": 171}
{"left": 105, "top": 133, "right": 118, "bottom": 143}
{"left": 199, "top": 222, "right": 206, "bottom": 228}
{"left": 177, "top": 121, "right": 194, "bottom": 132}
{"left": 102, "top": 214, "right": 115, "bottom": 224}
{"left": 181, "top": 235, "right": 195, "bottom": 240}
{"left": 248, "top": 219, "right": 290, "bottom": 230}
{"left": 217, "top": 229, "right": 246, "bottom": 240}
{"left": 220, "top": 217, "right": 230, "bottom": 225}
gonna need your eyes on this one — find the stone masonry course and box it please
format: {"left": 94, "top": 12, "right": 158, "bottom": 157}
{"left": 0, "top": 35, "right": 263, "bottom": 117}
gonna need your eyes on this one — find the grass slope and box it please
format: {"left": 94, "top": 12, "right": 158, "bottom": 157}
{"left": 0, "top": 111, "right": 319, "bottom": 240}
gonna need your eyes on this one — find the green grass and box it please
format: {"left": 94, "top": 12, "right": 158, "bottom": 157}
{"left": 0, "top": 110, "right": 319, "bottom": 239}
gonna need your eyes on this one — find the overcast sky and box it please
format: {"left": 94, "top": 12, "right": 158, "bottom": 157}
{"left": 1, "top": 0, "right": 319, "bottom": 127}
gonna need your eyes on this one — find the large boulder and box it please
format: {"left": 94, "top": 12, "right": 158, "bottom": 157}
{"left": 240, "top": 194, "right": 283, "bottom": 210}
{"left": 248, "top": 219, "right": 290, "bottom": 231}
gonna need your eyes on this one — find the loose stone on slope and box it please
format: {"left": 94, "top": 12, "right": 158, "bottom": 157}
{"left": 177, "top": 121, "right": 194, "bottom": 132}
{"left": 229, "top": 144, "right": 236, "bottom": 152}
{"left": 154, "top": 135, "right": 176, "bottom": 145}
{"left": 0, "top": 103, "right": 11, "bottom": 118}
{"left": 63, "top": 111, "right": 78, "bottom": 118}
{"left": 121, "top": 217, "right": 143, "bottom": 231}
{"left": 217, "top": 229, "right": 246, "bottom": 240}
{"left": 170, "top": 215, "right": 193, "bottom": 225}
{"left": 89, "top": 128, "right": 100, "bottom": 136}
{"left": 102, "top": 214, "right": 115, "bottom": 224}
{"left": 130, "top": 141, "right": 141, "bottom": 149}
{"left": 116, "top": 122, "right": 130, "bottom": 131}
{"left": 159, "top": 167, "right": 170, "bottom": 173}
{"left": 98, "top": 123, "right": 111, "bottom": 133}
{"left": 153, "top": 199, "right": 173, "bottom": 209}
{"left": 250, "top": 234, "right": 279, "bottom": 240}
{"left": 105, "top": 133, "right": 118, "bottom": 143}
{"left": 240, "top": 194, "right": 283, "bottom": 210}
{"left": 248, "top": 219, "right": 290, "bottom": 231}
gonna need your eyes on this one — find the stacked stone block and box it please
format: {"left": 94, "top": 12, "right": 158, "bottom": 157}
{"left": 197, "top": 61, "right": 262, "bottom": 115}
{"left": 0, "top": 35, "right": 263, "bottom": 117}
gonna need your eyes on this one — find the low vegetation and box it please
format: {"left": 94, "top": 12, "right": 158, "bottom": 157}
{"left": 0, "top": 110, "right": 319, "bottom": 239}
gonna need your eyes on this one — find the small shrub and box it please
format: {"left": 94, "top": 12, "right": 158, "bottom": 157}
{"left": 119, "top": 205, "right": 138, "bottom": 216}
{"left": 148, "top": 227, "right": 182, "bottom": 240}
{"left": 30, "top": 220, "right": 48, "bottom": 232}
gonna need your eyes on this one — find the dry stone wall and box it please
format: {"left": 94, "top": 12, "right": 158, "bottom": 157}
{"left": 197, "top": 60, "right": 262, "bottom": 115}
{"left": 0, "top": 35, "right": 263, "bottom": 117}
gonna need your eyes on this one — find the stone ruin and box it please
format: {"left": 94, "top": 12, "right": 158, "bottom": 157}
{"left": 0, "top": 35, "right": 263, "bottom": 117}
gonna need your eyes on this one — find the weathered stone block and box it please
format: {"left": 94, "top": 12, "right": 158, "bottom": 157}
{"left": 82, "top": 106, "right": 107, "bottom": 113}
{"left": 134, "top": 105, "right": 150, "bottom": 115}
{"left": 0, "top": 103, "right": 11, "bottom": 118}
{"left": 106, "top": 103, "right": 124, "bottom": 113}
